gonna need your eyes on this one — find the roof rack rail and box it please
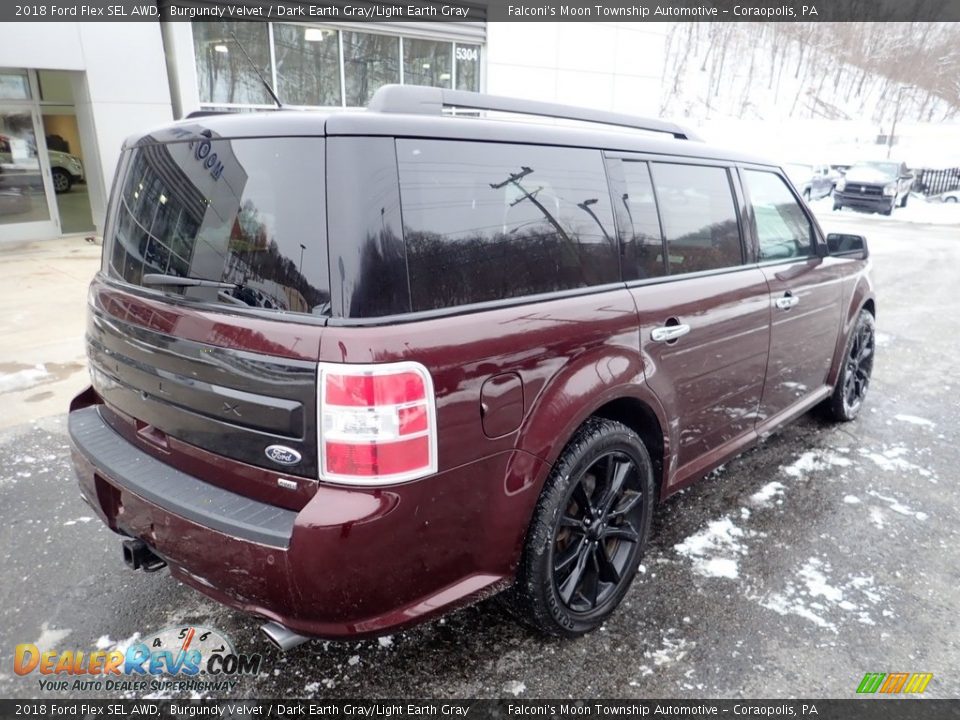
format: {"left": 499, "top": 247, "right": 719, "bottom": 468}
{"left": 367, "top": 85, "right": 700, "bottom": 141}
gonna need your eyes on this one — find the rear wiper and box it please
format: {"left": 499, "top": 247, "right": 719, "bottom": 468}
{"left": 142, "top": 274, "right": 237, "bottom": 290}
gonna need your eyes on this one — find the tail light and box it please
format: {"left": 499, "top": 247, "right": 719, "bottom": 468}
{"left": 318, "top": 361, "right": 438, "bottom": 485}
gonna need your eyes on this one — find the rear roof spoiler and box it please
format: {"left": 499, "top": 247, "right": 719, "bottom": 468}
{"left": 367, "top": 84, "right": 700, "bottom": 141}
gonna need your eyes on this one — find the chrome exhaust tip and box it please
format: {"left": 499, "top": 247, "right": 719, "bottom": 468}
{"left": 260, "top": 621, "right": 311, "bottom": 652}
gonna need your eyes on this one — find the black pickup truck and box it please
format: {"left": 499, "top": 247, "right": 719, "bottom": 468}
{"left": 833, "top": 161, "right": 914, "bottom": 215}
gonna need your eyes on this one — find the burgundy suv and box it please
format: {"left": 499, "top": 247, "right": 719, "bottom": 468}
{"left": 68, "top": 86, "right": 875, "bottom": 647}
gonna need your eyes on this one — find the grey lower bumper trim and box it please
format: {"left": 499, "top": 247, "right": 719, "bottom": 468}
{"left": 69, "top": 407, "right": 296, "bottom": 548}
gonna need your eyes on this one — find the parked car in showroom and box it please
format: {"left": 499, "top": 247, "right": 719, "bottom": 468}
{"left": 68, "top": 86, "right": 876, "bottom": 645}
{"left": 833, "top": 160, "right": 913, "bottom": 215}
{"left": 784, "top": 162, "right": 836, "bottom": 201}
{"left": 0, "top": 133, "right": 85, "bottom": 194}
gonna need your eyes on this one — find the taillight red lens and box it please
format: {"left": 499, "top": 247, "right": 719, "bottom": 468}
{"left": 319, "top": 362, "right": 437, "bottom": 484}
{"left": 325, "top": 371, "right": 426, "bottom": 407}
{"left": 325, "top": 436, "right": 430, "bottom": 477}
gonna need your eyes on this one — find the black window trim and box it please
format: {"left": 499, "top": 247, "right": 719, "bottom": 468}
{"left": 323, "top": 280, "right": 630, "bottom": 327}
{"left": 736, "top": 162, "right": 829, "bottom": 268}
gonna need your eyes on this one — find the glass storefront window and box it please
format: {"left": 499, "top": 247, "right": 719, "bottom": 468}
{"left": 273, "top": 24, "right": 342, "bottom": 107}
{"left": 0, "top": 109, "right": 51, "bottom": 225}
{"left": 0, "top": 71, "right": 31, "bottom": 100}
{"left": 194, "top": 22, "right": 272, "bottom": 105}
{"left": 342, "top": 31, "right": 400, "bottom": 107}
{"left": 191, "top": 23, "right": 482, "bottom": 109}
{"left": 403, "top": 38, "right": 452, "bottom": 89}
{"left": 455, "top": 44, "right": 481, "bottom": 92}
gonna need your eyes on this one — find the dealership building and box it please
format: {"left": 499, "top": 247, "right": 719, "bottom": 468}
{"left": 0, "top": 20, "right": 665, "bottom": 242}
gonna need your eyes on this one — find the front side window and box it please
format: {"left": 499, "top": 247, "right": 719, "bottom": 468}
{"left": 649, "top": 163, "right": 743, "bottom": 274}
{"left": 743, "top": 170, "right": 814, "bottom": 261}
{"left": 397, "top": 140, "right": 618, "bottom": 311}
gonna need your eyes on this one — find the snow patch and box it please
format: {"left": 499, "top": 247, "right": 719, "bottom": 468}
{"left": 33, "top": 623, "right": 71, "bottom": 649}
{"left": 63, "top": 517, "right": 93, "bottom": 526}
{"left": 749, "top": 481, "right": 786, "bottom": 507}
{"left": 867, "top": 491, "right": 928, "bottom": 521}
{"left": 377, "top": 635, "right": 394, "bottom": 648}
{"left": 781, "top": 450, "right": 852, "bottom": 478}
{"left": 859, "top": 446, "right": 933, "bottom": 477}
{"left": 503, "top": 680, "right": 527, "bottom": 696}
{"left": 894, "top": 414, "right": 935, "bottom": 428}
{"left": 645, "top": 632, "right": 694, "bottom": 666}
{"left": 843, "top": 495, "right": 861, "bottom": 505}
{"left": 674, "top": 517, "right": 752, "bottom": 579}
{"left": 754, "top": 559, "right": 886, "bottom": 632}
{"left": 0, "top": 365, "right": 50, "bottom": 394}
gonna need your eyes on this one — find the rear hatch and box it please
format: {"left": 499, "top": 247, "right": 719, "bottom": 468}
{"left": 87, "top": 122, "right": 330, "bottom": 505}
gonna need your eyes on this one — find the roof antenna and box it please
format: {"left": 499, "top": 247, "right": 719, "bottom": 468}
{"left": 227, "top": 27, "right": 282, "bottom": 109}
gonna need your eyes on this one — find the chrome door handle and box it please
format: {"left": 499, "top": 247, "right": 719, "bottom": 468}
{"left": 651, "top": 324, "right": 691, "bottom": 342}
{"left": 775, "top": 293, "right": 800, "bottom": 310}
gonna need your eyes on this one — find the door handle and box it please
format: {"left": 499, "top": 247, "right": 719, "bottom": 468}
{"left": 651, "top": 323, "right": 691, "bottom": 342}
{"left": 775, "top": 292, "right": 800, "bottom": 310}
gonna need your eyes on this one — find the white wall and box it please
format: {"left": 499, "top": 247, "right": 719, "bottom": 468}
{"left": 0, "top": 22, "right": 174, "bottom": 237}
{"left": 484, "top": 22, "right": 668, "bottom": 117}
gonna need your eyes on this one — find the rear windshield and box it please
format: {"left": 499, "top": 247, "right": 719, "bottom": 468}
{"left": 104, "top": 131, "right": 331, "bottom": 317}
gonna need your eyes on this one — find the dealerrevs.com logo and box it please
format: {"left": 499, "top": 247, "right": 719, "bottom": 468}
{"left": 15, "top": 626, "right": 262, "bottom": 694}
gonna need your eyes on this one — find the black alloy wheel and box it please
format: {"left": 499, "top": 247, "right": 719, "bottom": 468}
{"left": 552, "top": 451, "right": 644, "bottom": 614}
{"left": 510, "top": 418, "right": 654, "bottom": 636}
{"left": 826, "top": 310, "right": 875, "bottom": 421}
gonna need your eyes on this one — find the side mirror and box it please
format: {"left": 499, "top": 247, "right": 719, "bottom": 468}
{"left": 826, "top": 233, "right": 869, "bottom": 259}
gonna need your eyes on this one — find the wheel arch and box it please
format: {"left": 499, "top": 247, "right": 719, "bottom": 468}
{"left": 518, "top": 370, "right": 671, "bottom": 506}
{"left": 827, "top": 280, "right": 876, "bottom": 387}
{"left": 591, "top": 397, "right": 667, "bottom": 502}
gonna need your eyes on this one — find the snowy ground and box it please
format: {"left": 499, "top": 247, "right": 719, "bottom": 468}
{"left": 809, "top": 193, "right": 960, "bottom": 226}
{"left": 0, "top": 214, "right": 958, "bottom": 700}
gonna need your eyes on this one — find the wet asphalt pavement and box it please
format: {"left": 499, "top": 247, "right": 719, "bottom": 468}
{"left": 1, "top": 208, "right": 958, "bottom": 700}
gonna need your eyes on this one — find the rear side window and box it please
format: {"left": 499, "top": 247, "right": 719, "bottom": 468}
{"left": 397, "top": 139, "right": 618, "bottom": 311}
{"left": 649, "top": 163, "right": 743, "bottom": 274}
{"left": 742, "top": 170, "right": 814, "bottom": 261}
{"left": 107, "top": 133, "right": 331, "bottom": 316}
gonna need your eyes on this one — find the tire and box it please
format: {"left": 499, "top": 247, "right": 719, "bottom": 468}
{"left": 945, "top": 196, "right": 957, "bottom": 204}
{"left": 803, "top": 188, "right": 811, "bottom": 202}
{"left": 881, "top": 203, "right": 893, "bottom": 216}
{"left": 899, "top": 193, "right": 909, "bottom": 208}
{"left": 51, "top": 168, "right": 72, "bottom": 194}
{"left": 824, "top": 310, "right": 875, "bottom": 422}
{"left": 509, "top": 417, "right": 654, "bottom": 637}
{"left": 833, "top": 202, "right": 842, "bottom": 212}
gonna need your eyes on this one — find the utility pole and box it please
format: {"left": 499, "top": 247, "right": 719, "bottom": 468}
{"left": 491, "top": 167, "right": 571, "bottom": 244}
{"left": 576, "top": 198, "right": 612, "bottom": 244}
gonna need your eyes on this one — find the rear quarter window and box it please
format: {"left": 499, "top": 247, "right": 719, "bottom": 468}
{"left": 396, "top": 139, "right": 619, "bottom": 312}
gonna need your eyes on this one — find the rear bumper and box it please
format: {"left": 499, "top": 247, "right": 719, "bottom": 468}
{"left": 69, "top": 406, "right": 544, "bottom": 638}
{"left": 834, "top": 192, "right": 893, "bottom": 211}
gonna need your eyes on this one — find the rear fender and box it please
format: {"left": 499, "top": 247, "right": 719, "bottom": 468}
{"left": 515, "top": 345, "right": 670, "bottom": 497}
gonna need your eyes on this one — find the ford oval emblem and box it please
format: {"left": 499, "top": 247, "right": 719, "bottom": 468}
{"left": 265, "top": 445, "right": 302, "bottom": 466}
